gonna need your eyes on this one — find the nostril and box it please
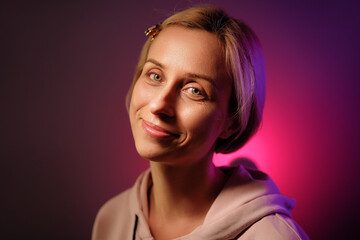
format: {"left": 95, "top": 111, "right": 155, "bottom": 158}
{"left": 149, "top": 95, "right": 176, "bottom": 118}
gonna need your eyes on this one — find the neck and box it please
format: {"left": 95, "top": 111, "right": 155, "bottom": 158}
{"left": 148, "top": 155, "right": 226, "bottom": 221}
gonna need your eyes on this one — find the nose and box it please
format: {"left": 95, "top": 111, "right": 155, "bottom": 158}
{"left": 149, "top": 85, "right": 176, "bottom": 118}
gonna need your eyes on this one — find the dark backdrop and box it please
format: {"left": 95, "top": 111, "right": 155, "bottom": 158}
{"left": 2, "top": 0, "right": 360, "bottom": 239}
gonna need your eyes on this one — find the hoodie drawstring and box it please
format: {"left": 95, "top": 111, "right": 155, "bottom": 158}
{"left": 132, "top": 214, "right": 139, "bottom": 240}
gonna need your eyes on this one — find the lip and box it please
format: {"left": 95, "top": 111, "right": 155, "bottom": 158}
{"left": 142, "top": 120, "right": 177, "bottom": 139}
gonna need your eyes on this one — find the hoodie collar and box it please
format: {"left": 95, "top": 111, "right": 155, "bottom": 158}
{"left": 131, "top": 166, "right": 295, "bottom": 240}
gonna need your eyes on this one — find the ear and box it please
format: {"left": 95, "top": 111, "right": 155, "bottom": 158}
{"left": 219, "top": 118, "right": 238, "bottom": 139}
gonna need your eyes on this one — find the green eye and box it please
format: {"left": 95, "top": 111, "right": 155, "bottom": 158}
{"left": 191, "top": 88, "right": 201, "bottom": 95}
{"left": 183, "top": 86, "right": 207, "bottom": 100}
{"left": 150, "top": 73, "right": 161, "bottom": 81}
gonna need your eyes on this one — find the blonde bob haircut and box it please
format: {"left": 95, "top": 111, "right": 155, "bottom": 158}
{"left": 126, "top": 6, "right": 266, "bottom": 154}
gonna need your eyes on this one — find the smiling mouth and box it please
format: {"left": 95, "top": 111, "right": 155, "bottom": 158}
{"left": 142, "top": 120, "right": 178, "bottom": 139}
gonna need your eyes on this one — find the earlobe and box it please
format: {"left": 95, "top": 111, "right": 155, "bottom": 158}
{"left": 219, "top": 119, "right": 238, "bottom": 139}
{"left": 219, "top": 128, "right": 234, "bottom": 139}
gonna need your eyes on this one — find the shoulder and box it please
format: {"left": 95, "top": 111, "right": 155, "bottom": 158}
{"left": 92, "top": 189, "right": 135, "bottom": 240}
{"left": 91, "top": 170, "right": 152, "bottom": 240}
{"left": 239, "top": 213, "right": 309, "bottom": 240}
{"left": 96, "top": 188, "right": 132, "bottom": 223}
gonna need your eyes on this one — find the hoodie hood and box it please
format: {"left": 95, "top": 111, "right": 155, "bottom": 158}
{"left": 178, "top": 165, "right": 295, "bottom": 239}
{"left": 131, "top": 165, "right": 296, "bottom": 240}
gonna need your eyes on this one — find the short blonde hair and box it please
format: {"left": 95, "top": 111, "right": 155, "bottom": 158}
{"left": 127, "top": 6, "right": 266, "bottom": 154}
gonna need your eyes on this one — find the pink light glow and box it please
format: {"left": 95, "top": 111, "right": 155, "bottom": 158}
{"left": 213, "top": 130, "right": 270, "bottom": 169}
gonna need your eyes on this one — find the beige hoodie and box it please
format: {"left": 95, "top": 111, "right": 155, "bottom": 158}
{"left": 92, "top": 165, "right": 309, "bottom": 239}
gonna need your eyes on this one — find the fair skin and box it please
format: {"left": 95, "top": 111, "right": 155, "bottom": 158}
{"left": 129, "top": 26, "right": 234, "bottom": 239}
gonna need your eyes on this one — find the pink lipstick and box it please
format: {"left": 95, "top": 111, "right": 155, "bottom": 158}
{"left": 142, "top": 120, "right": 175, "bottom": 138}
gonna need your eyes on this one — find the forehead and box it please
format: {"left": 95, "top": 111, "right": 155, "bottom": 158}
{"left": 147, "top": 26, "right": 228, "bottom": 81}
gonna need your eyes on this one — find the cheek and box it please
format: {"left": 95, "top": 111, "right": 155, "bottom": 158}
{"left": 181, "top": 105, "right": 225, "bottom": 138}
{"left": 129, "top": 82, "right": 145, "bottom": 127}
{"left": 130, "top": 80, "right": 151, "bottom": 111}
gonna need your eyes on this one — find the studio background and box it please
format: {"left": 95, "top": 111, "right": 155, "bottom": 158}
{"left": 2, "top": 0, "right": 359, "bottom": 239}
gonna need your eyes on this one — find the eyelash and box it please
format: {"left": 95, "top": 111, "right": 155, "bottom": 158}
{"left": 186, "top": 87, "right": 203, "bottom": 96}
{"left": 149, "top": 73, "right": 162, "bottom": 82}
{"left": 145, "top": 71, "right": 207, "bottom": 100}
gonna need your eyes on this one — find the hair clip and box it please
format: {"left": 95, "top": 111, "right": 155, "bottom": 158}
{"left": 145, "top": 24, "right": 161, "bottom": 41}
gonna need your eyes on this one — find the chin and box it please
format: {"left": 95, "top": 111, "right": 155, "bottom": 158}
{"left": 135, "top": 142, "right": 172, "bottom": 162}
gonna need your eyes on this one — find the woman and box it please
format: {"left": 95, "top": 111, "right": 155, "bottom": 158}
{"left": 92, "top": 6, "right": 309, "bottom": 240}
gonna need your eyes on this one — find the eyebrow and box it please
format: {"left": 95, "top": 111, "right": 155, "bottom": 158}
{"left": 145, "top": 58, "right": 218, "bottom": 88}
{"left": 186, "top": 73, "right": 217, "bottom": 88}
{"left": 145, "top": 58, "right": 165, "bottom": 69}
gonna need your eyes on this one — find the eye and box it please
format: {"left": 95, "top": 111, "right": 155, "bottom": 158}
{"left": 149, "top": 73, "right": 162, "bottom": 81}
{"left": 183, "top": 86, "right": 207, "bottom": 100}
{"left": 190, "top": 87, "right": 201, "bottom": 95}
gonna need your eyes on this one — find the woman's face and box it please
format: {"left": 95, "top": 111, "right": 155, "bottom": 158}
{"left": 129, "top": 26, "right": 233, "bottom": 165}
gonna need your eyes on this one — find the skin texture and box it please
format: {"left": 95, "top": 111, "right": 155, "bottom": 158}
{"left": 129, "top": 26, "right": 234, "bottom": 239}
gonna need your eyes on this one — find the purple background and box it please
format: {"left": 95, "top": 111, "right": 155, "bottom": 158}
{"left": 2, "top": 1, "right": 359, "bottom": 239}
